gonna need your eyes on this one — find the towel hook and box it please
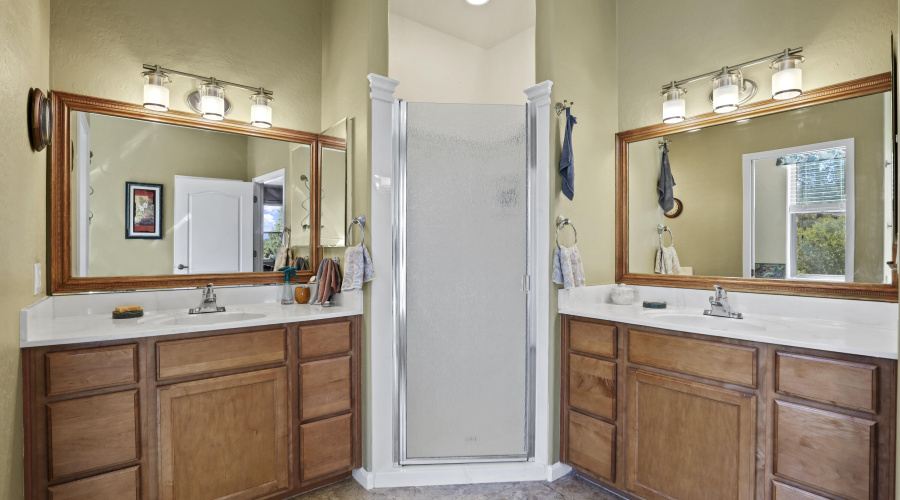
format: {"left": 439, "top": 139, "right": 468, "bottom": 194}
{"left": 555, "top": 100, "right": 574, "bottom": 116}
{"left": 658, "top": 139, "right": 672, "bottom": 150}
{"left": 347, "top": 215, "right": 366, "bottom": 246}
{"left": 658, "top": 224, "right": 675, "bottom": 247}
{"left": 556, "top": 215, "right": 578, "bottom": 247}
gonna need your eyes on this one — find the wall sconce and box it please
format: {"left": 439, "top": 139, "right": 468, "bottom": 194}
{"left": 658, "top": 47, "right": 803, "bottom": 123}
{"left": 660, "top": 83, "right": 686, "bottom": 124}
{"left": 141, "top": 64, "right": 274, "bottom": 126}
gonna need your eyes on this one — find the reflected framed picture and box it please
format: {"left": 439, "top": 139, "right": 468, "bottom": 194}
{"left": 125, "top": 182, "right": 163, "bottom": 239}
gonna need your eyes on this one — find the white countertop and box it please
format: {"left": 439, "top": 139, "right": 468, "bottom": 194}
{"left": 560, "top": 285, "right": 898, "bottom": 359}
{"left": 21, "top": 285, "right": 363, "bottom": 348}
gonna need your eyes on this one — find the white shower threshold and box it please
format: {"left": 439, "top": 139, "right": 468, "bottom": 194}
{"left": 351, "top": 462, "right": 572, "bottom": 490}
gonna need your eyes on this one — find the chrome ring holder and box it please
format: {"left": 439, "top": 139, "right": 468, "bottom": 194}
{"left": 347, "top": 214, "right": 366, "bottom": 246}
{"left": 658, "top": 223, "right": 675, "bottom": 247}
{"left": 556, "top": 215, "right": 578, "bottom": 247}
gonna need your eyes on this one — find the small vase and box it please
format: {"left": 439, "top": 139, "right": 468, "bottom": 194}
{"left": 281, "top": 283, "right": 295, "bottom": 305}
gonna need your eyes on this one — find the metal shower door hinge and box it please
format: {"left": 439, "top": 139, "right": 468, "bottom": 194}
{"left": 522, "top": 275, "right": 530, "bottom": 292}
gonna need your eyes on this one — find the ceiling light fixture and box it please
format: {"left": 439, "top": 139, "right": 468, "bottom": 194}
{"left": 658, "top": 47, "right": 802, "bottom": 123}
{"left": 466, "top": 0, "right": 490, "bottom": 5}
{"left": 140, "top": 63, "right": 275, "bottom": 126}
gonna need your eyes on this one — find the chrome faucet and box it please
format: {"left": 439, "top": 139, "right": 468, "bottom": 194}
{"left": 703, "top": 285, "right": 743, "bottom": 319}
{"left": 189, "top": 283, "right": 226, "bottom": 314}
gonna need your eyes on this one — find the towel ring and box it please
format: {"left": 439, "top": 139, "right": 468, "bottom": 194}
{"left": 658, "top": 224, "right": 674, "bottom": 247}
{"left": 556, "top": 216, "right": 578, "bottom": 247}
{"left": 347, "top": 215, "right": 366, "bottom": 246}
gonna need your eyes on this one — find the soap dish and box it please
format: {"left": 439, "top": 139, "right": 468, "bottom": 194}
{"left": 112, "top": 310, "right": 144, "bottom": 319}
{"left": 642, "top": 300, "right": 667, "bottom": 309}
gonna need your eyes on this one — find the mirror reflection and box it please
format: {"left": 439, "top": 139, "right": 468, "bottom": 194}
{"left": 319, "top": 119, "right": 350, "bottom": 264}
{"left": 628, "top": 91, "right": 894, "bottom": 284}
{"left": 70, "top": 112, "right": 316, "bottom": 277}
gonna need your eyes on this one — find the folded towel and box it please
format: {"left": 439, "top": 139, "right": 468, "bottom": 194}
{"left": 559, "top": 107, "right": 577, "bottom": 200}
{"left": 657, "top": 145, "right": 676, "bottom": 212}
{"left": 342, "top": 244, "right": 374, "bottom": 291}
{"left": 552, "top": 244, "right": 585, "bottom": 289}
{"left": 654, "top": 246, "right": 682, "bottom": 275}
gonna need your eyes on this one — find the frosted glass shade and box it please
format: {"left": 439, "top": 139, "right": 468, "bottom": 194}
{"left": 712, "top": 84, "right": 739, "bottom": 113}
{"left": 772, "top": 67, "right": 802, "bottom": 100}
{"left": 199, "top": 83, "right": 226, "bottom": 120}
{"left": 662, "top": 98, "right": 686, "bottom": 124}
{"left": 250, "top": 93, "right": 273, "bottom": 128}
{"left": 142, "top": 72, "right": 170, "bottom": 111}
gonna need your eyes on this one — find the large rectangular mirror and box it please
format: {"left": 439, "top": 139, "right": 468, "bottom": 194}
{"left": 617, "top": 74, "right": 897, "bottom": 301}
{"left": 51, "top": 92, "right": 346, "bottom": 293}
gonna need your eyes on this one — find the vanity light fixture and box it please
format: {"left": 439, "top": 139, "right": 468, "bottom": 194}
{"left": 140, "top": 64, "right": 275, "bottom": 126}
{"left": 249, "top": 90, "right": 274, "bottom": 128}
{"left": 660, "top": 83, "right": 687, "bottom": 124}
{"left": 658, "top": 47, "right": 802, "bottom": 123}
{"left": 141, "top": 66, "right": 171, "bottom": 111}
{"left": 466, "top": 0, "right": 490, "bottom": 5}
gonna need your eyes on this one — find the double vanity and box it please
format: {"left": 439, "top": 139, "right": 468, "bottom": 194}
{"left": 20, "top": 286, "right": 362, "bottom": 500}
{"left": 559, "top": 285, "right": 897, "bottom": 500}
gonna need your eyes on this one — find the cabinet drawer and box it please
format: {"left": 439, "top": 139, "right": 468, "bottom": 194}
{"left": 776, "top": 352, "right": 878, "bottom": 413}
{"left": 568, "top": 411, "right": 615, "bottom": 483}
{"left": 569, "top": 320, "right": 616, "bottom": 359}
{"left": 569, "top": 354, "right": 616, "bottom": 420}
{"left": 47, "top": 390, "right": 140, "bottom": 479}
{"left": 772, "top": 481, "right": 830, "bottom": 500}
{"left": 774, "top": 401, "right": 875, "bottom": 500}
{"left": 301, "top": 413, "right": 353, "bottom": 481}
{"left": 300, "top": 321, "right": 351, "bottom": 358}
{"left": 301, "top": 356, "right": 352, "bottom": 421}
{"left": 157, "top": 329, "right": 286, "bottom": 380}
{"left": 628, "top": 330, "right": 757, "bottom": 387}
{"left": 46, "top": 344, "right": 138, "bottom": 396}
{"left": 48, "top": 465, "right": 140, "bottom": 500}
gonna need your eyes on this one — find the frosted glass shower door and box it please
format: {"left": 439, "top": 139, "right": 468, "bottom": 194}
{"left": 399, "top": 103, "right": 530, "bottom": 464}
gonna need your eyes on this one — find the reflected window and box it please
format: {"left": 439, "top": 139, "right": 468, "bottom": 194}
{"left": 252, "top": 169, "right": 285, "bottom": 272}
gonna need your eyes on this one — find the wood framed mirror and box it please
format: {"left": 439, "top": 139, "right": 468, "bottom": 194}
{"left": 49, "top": 91, "right": 346, "bottom": 293}
{"left": 615, "top": 73, "right": 898, "bottom": 301}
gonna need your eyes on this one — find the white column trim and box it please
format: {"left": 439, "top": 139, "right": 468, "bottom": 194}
{"left": 368, "top": 74, "right": 400, "bottom": 103}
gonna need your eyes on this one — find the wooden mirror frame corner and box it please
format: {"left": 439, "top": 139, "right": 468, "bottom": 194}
{"left": 49, "top": 91, "right": 344, "bottom": 294}
{"left": 615, "top": 73, "right": 898, "bottom": 302}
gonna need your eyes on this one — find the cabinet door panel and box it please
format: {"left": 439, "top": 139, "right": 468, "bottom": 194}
{"left": 626, "top": 369, "right": 756, "bottom": 500}
{"left": 48, "top": 466, "right": 140, "bottom": 500}
{"left": 158, "top": 368, "right": 289, "bottom": 500}
{"left": 301, "top": 414, "right": 353, "bottom": 481}
{"left": 156, "top": 329, "right": 286, "bottom": 380}
{"left": 301, "top": 356, "right": 351, "bottom": 421}
{"left": 568, "top": 354, "right": 616, "bottom": 420}
{"left": 47, "top": 390, "right": 140, "bottom": 479}
{"left": 567, "top": 411, "right": 615, "bottom": 482}
{"left": 300, "top": 322, "right": 351, "bottom": 358}
{"left": 776, "top": 352, "right": 878, "bottom": 413}
{"left": 569, "top": 320, "right": 616, "bottom": 359}
{"left": 774, "top": 401, "right": 875, "bottom": 500}
{"left": 772, "top": 481, "right": 830, "bottom": 500}
{"left": 629, "top": 330, "right": 757, "bottom": 387}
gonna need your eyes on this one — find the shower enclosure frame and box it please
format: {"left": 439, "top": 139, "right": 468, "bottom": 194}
{"left": 392, "top": 100, "right": 537, "bottom": 466}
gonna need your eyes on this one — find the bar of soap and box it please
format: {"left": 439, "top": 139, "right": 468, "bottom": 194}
{"left": 114, "top": 305, "right": 142, "bottom": 313}
{"left": 642, "top": 300, "right": 667, "bottom": 309}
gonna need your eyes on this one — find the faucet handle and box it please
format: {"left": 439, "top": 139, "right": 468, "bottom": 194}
{"left": 713, "top": 285, "right": 726, "bottom": 300}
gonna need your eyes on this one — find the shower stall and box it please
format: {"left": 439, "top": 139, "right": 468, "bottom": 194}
{"left": 367, "top": 75, "right": 556, "bottom": 486}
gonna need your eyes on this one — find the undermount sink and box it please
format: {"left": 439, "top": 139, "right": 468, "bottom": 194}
{"left": 140, "top": 311, "right": 267, "bottom": 326}
{"left": 643, "top": 312, "right": 769, "bottom": 332}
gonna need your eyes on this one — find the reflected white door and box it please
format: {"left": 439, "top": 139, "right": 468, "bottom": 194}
{"left": 173, "top": 176, "right": 253, "bottom": 274}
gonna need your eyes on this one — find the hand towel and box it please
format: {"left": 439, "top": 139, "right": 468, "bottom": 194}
{"left": 341, "top": 244, "right": 374, "bottom": 291}
{"left": 559, "top": 107, "right": 577, "bottom": 200}
{"left": 654, "top": 246, "right": 682, "bottom": 275}
{"left": 552, "top": 244, "right": 585, "bottom": 289}
{"left": 657, "top": 145, "right": 676, "bottom": 212}
{"left": 317, "top": 259, "right": 343, "bottom": 304}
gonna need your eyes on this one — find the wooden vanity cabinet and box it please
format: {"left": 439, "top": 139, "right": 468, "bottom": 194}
{"left": 22, "top": 316, "right": 361, "bottom": 500}
{"left": 560, "top": 315, "right": 897, "bottom": 500}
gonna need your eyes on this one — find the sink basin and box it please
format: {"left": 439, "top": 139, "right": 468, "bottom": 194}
{"left": 644, "top": 312, "right": 769, "bottom": 332}
{"left": 140, "top": 312, "right": 267, "bottom": 326}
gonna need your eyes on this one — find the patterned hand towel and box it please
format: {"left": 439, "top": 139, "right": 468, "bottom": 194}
{"left": 341, "top": 244, "right": 374, "bottom": 291}
{"left": 552, "top": 244, "right": 585, "bottom": 289}
{"left": 654, "top": 246, "right": 682, "bottom": 275}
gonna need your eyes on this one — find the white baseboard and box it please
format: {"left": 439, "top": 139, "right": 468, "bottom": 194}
{"left": 370, "top": 461, "right": 549, "bottom": 489}
{"left": 546, "top": 462, "right": 572, "bottom": 482}
{"left": 352, "top": 468, "right": 375, "bottom": 490}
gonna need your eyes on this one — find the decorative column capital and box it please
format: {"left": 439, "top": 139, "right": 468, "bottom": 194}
{"left": 368, "top": 74, "right": 400, "bottom": 103}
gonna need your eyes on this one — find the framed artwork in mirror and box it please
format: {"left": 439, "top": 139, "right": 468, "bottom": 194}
{"left": 663, "top": 198, "right": 683, "bottom": 218}
{"left": 125, "top": 182, "right": 163, "bottom": 239}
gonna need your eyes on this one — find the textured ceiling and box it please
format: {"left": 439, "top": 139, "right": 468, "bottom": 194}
{"left": 390, "top": 0, "right": 535, "bottom": 49}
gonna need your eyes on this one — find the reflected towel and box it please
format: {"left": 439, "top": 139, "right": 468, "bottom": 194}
{"left": 654, "top": 246, "right": 682, "bottom": 275}
{"left": 559, "top": 107, "right": 577, "bottom": 200}
{"left": 341, "top": 244, "right": 374, "bottom": 291}
{"left": 657, "top": 145, "right": 676, "bottom": 212}
{"left": 552, "top": 244, "right": 585, "bottom": 289}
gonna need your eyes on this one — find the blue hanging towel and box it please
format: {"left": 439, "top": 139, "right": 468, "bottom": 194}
{"left": 657, "top": 145, "right": 676, "bottom": 212}
{"left": 559, "top": 107, "right": 577, "bottom": 200}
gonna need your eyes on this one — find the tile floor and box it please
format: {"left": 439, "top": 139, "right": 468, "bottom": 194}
{"left": 292, "top": 473, "right": 623, "bottom": 499}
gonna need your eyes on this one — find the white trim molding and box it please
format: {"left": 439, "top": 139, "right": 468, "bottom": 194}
{"left": 546, "top": 462, "right": 573, "bottom": 482}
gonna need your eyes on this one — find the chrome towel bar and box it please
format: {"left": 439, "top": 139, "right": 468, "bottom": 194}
{"left": 556, "top": 216, "right": 578, "bottom": 247}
